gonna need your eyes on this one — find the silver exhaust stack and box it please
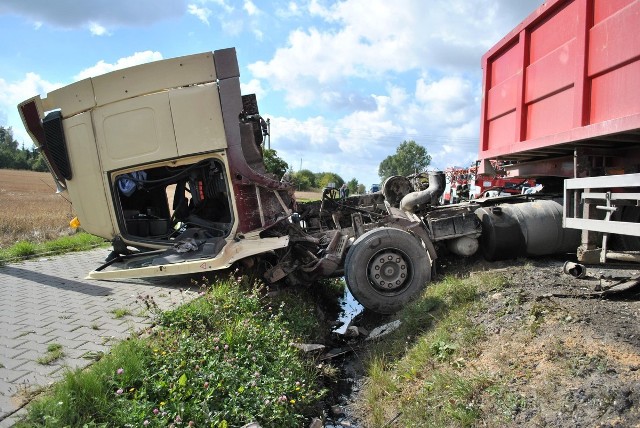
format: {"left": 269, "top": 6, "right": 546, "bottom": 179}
{"left": 400, "top": 171, "right": 446, "bottom": 213}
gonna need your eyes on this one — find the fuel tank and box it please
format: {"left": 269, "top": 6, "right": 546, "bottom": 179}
{"left": 475, "top": 199, "right": 580, "bottom": 261}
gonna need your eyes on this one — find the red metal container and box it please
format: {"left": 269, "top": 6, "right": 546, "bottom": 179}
{"left": 479, "top": 0, "right": 640, "bottom": 177}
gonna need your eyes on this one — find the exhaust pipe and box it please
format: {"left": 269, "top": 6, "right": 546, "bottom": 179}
{"left": 400, "top": 171, "right": 446, "bottom": 213}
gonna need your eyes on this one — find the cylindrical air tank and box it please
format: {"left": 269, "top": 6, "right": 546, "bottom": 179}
{"left": 475, "top": 199, "right": 580, "bottom": 261}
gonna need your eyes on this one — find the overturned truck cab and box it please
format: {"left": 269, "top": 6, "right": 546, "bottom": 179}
{"left": 18, "top": 48, "right": 484, "bottom": 313}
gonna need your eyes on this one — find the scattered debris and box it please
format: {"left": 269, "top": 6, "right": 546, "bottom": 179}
{"left": 308, "top": 418, "right": 323, "bottom": 428}
{"left": 291, "top": 343, "right": 326, "bottom": 353}
{"left": 563, "top": 261, "right": 587, "bottom": 278}
{"left": 343, "top": 326, "right": 360, "bottom": 338}
{"left": 366, "top": 320, "right": 402, "bottom": 340}
{"left": 320, "top": 347, "right": 356, "bottom": 361}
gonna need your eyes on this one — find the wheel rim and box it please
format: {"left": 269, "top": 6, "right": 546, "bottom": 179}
{"left": 367, "top": 250, "right": 412, "bottom": 293}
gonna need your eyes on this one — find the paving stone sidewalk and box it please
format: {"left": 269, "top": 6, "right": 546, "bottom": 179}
{"left": 0, "top": 248, "right": 200, "bottom": 427}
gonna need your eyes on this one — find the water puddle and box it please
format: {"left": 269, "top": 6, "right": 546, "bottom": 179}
{"left": 332, "top": 284, "right": 364, "bottom": 335}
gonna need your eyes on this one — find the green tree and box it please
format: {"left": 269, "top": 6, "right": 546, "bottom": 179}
{"left": 347, "top": 178, "right": 359, "bottom": 195}
{"left": 31, "top": 152, "right": 49, "bottom": 172}
{"left": 357, "top": 184, "right": 366, "bottom": 194}
{"left": 292, "top": 169, "right": 317, "bottom": 190}
{"left": 316, "top": 172, "right": 344, "bottom": 189}
{"left": 0, "top": 126, "right": 48, "bottom": 171}
{"left": 378, "top": 140, "right": 431, "bottom": 181}
{"left": 0, "top": 127, "right": 18, "bottom": 150}
{"left": 263, "top": 148, "right": 289, "bottom": 179}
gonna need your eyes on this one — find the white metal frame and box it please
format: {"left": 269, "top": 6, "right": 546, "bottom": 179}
{"left": 564, "top": 173, "right": 640, "bottom": 262}
{"left": 564, "top": 173, "right": 640, "bottom": 237}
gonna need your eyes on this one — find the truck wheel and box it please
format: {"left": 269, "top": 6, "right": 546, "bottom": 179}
{"left": 345, "top": 228, "right": 431, "bottom": 314}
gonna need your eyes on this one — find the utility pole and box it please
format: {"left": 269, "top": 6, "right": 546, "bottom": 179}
{"left": 267, "top": 118, "right": 271, "bottom": 149}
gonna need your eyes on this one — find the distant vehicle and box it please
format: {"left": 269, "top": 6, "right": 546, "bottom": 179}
{"left": 369, "top": 184, "right": 380, "bottom": 193}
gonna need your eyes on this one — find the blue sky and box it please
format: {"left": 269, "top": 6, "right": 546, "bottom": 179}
{"left": 0, "top": 0, "right": 544, "bottom": 188}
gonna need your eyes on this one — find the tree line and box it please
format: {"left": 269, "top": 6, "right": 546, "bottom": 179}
{"left": 0, "top": 126, "right": 48, "bottom": 171}
{"left": 264, "top": 148, "right": 366, "bottom": 195}
{"left": 264, "top": 140, "right": 431, "bottom": 195}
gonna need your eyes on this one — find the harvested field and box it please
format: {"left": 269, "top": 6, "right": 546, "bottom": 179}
{"left": 295, "top": 190, "right": 322, "bottom": 201}
{"left": 0, "top": 171, "right": 322, "bottom": 250}
{"left": 0, "top": 169, "right": 76, "bottom": 248}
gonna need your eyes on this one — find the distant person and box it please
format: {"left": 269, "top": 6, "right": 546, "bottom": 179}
{"left": 340, "top": 183, "right": 348, "bottom": 198}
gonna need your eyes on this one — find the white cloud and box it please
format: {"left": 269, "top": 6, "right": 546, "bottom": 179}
{"left": 253, "top": 28, "right": 264, "bottom": 40}
{"left": 88, "top": 21, "right": 109, "bottom": 36}
{"left": 243, "top": 0, "right": 259, "bottom": 16}
{"left": 415, "top": 76, "right": 475, "bottom": 125}
{"left": 267, "top": 72, "right": 481, "bottom": 184}
{"left": 0, "top": 73, "right": 61, "bottom": 110}
{"left": 242, "top": 0, "right": 546, "bottom": 181}
{"left": 221, "top": 20, "right": 244, "bottom": 36}
{"left": 241, "top": 78, "right": 266, "bottom": 100}
{"left": 73, "top": 51, "right": 164, "bottom": 81}
{"left": 249, "top": 0, "right": 544, "bottom": 109}
{"left": 206, "top": 0, "right": 234, "bottom": 14}
{"left": 0, "top": 73, "right": 62, "bottom": 144}
{"left": 336, "top": 92, "right": 405, "bottom": 154}
{"left": 269, "top": 116, "right": 331, "bottom": 150}
{"left": 187, "top": 4, "right": 212, "bottom": 25}
{"left": 276, "top": 2, "right": 302, "bottom": 19}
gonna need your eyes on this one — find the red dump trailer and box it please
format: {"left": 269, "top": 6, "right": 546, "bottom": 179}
{"left": 478, "top": 0, "right": 640, "bottom": 263}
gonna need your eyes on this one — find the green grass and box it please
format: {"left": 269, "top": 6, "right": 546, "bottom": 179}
{"left": 18, "top": 276, "right": 325, "bottom": 428}
{"left": 36, "top": 343, "right": 65, "bottom": 365}
{"left": 0, "top": 232, "right": 107, "bottom": 264}
{"left": 359, "top": 273, "right": 521, "bottom": 427}
{"left": 111, "top": 308, "right": 132, "bottom": 319}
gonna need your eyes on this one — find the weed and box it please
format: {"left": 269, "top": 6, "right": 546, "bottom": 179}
{"left": 81, "top": 351, "right": 104, "bottom": 361}
{"left": 430, "top": 340, "right": 458, "bottom": 362}
{"left": 37, "top": 343, "right": 64, "bottom": 365}
{"left": 8, "top": 241, "right": 36, "bottom": 258}
{"left": 488, "top": 384, "right": 528, "bottom": 420}
{"left": 101, "top": 336, "right": 114, "bottom": 345}
{"left": 528, "top": 302, "right": 551, "bottom": 334}
{"left": 90, "top": 323, "right": 100, "bottom": 330}
{"left": 111, "top": 308, "right": 131, "bottom": 319}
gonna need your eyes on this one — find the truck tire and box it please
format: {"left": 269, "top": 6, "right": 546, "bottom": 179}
{"left": 345, "top": 228, "right": 431, "bottom": 314}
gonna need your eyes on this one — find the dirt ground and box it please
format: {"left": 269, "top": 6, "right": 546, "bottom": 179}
{"left": 444, "top": 256, "right": 640, "bottom": 427}
{"left": 327, "top": 255, "right": 640, "bottom": 427}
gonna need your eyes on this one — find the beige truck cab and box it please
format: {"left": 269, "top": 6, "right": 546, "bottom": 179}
{"left": 19, "top": 48, "right": 293, "bottom": 279}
